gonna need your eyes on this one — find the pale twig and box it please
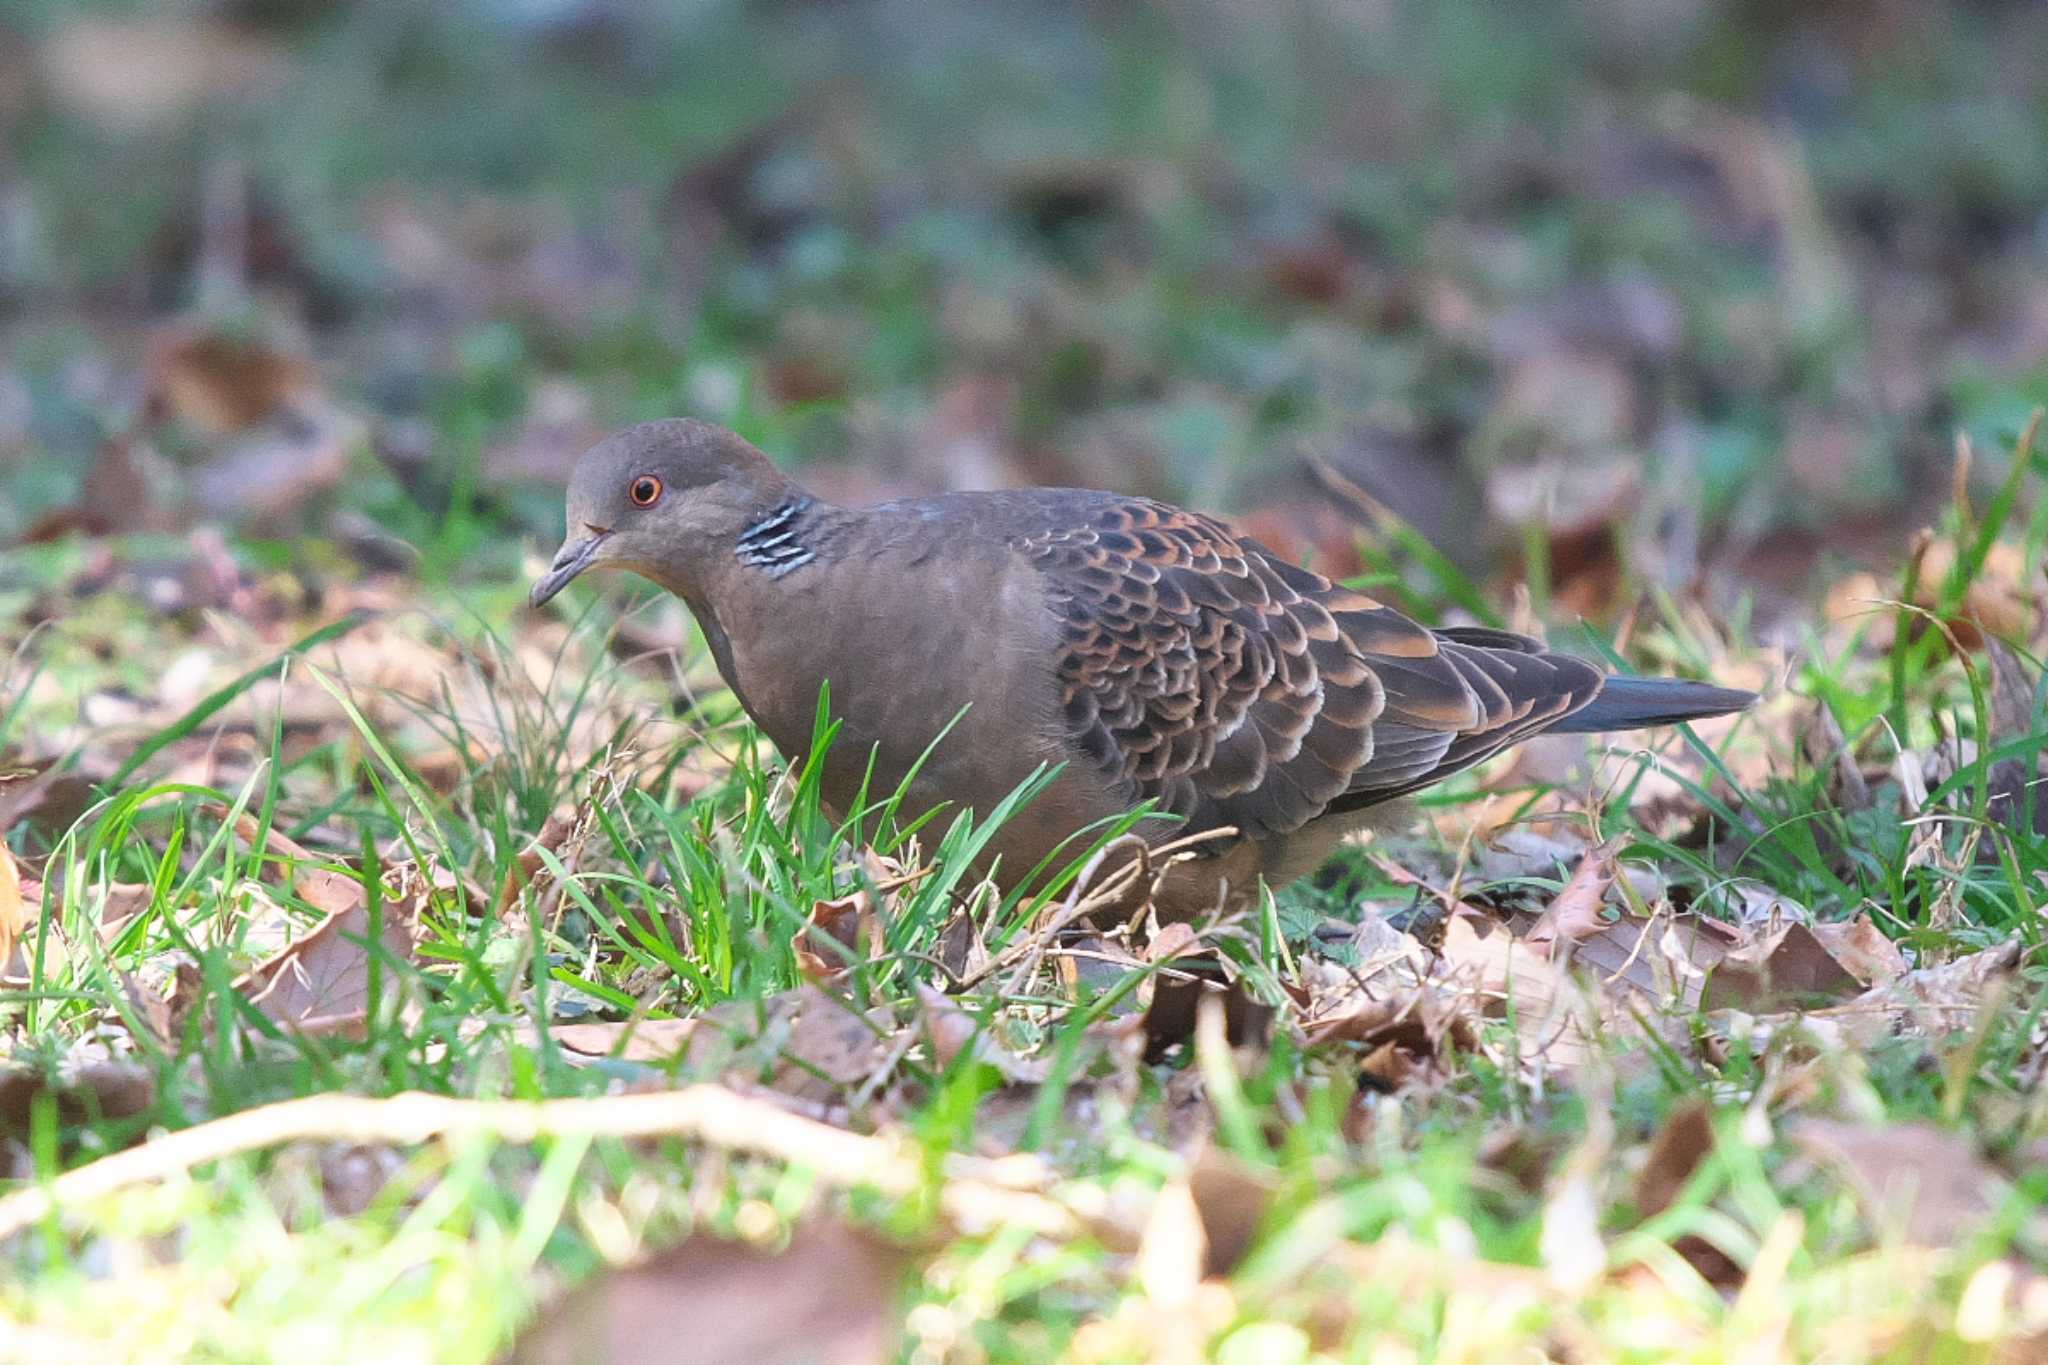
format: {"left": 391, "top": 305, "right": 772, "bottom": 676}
{"left": 959, "top": 828, "right": 1232, "bottom": 997}
{"left": 0, "top": 1084, "right": 1082, "bottom": 1244}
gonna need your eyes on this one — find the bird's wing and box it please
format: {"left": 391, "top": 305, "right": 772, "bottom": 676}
{"left": 1321, "top": 624, "right": 1606, "bottom": 813}
{"left": 1016, "top": 499, "right": 1605, "bottom": 837}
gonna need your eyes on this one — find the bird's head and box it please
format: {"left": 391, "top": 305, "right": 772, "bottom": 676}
{"left": 529, "top": 419, "right": 794, "bottom": 607}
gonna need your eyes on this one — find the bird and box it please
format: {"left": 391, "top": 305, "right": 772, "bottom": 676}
{"left": 531, "top": 419, "right": 1755, "bottom": 920}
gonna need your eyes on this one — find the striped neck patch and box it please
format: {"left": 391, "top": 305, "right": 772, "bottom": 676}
{"left": 735, "top": 497, "right": 818, "bottom": 578}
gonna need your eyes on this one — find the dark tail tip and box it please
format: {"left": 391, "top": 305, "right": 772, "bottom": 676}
{"left": 1550, "top": 674, "right": 1757, "bottom": 735}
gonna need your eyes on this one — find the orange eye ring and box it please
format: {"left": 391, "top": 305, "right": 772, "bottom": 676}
{"left": 629, "top": 475, "right": 663, "bottom": 507}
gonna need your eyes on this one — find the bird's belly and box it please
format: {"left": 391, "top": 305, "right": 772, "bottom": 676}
{"left": 806, "top": 696, "right": 1097, "bottom": 863}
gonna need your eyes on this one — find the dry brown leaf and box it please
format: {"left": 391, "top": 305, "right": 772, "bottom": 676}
{"left": 778, "top": 1002, "right": 895, "bottom": 1092}
{"left": 495, "top": 810, "right": 580, "bottom": 919}
{"left": 319, "top": 1143, "right": 406, "bottom": 1218}
{"left": 506, "top": 1220, "right": 908, "bottom": 1365}
{"left": 547, "top": 1019, "right": 700, "bottom": 1065}
{"left": 227, "top": 819, "right": 419, "bottom": 1034}
{"left": 1839, "top": 940, "right": 2019, "bottom": 1037}
{"left": 1439, "top": 909, "right": 1591, "bottom": 1066}
{"left": 914, "top": 984, "right": 1047, "bottom": 1084}
{"left": 1145, "top": 921, "right": 1200, "bottom": 964}
{"left": 1633, "top": 1100, "right": 1744, "bottom": 1288}
{"left": 0, "top": 761, "right": 102, "bottom": 844}
{"left": 793, "top": 890, "right": 882, "bottom": 984}
{"left": 1796, "top": 698, "right": 1872, "bottom": 812}
{"left": 0, "top": 1059, "right": 155, "bottom": 1137}
{"left": 119, "top": 971, "right": 177, "bottom": 1050}
{"left": 917, "top": 983, "right": 978, "bottom": 1071}
{"left": 1914, "top": 537, "right": 2034, "bottom": 648}
{"left": 1702, "top": 922, "right": 1865, "bottom": 1012}
{"left": 1488, "top": 896, "right": 1746, "bottom": 1012}
{"left": 19, "top": 870, "right": 156, "bottom": 945}
{"left": 1986, "top": 636, "right": 2041, "bottom": 742}
{"left": 145, "top": 327, "right": 318, "bottom": 437}
{"left": 40, "top": 19, "right": 288, "bottom": 131}
{"left": 1302, "top": 984, "right": 1477, "bottom": 1095}
{"left": 1484, "top": 456, "right": 1639, "bottom": 622}
{"left": 1635, "top": 1100, "right": 1712, "bottom": 1219}
{"left": 188, "top": 402, "right": 366, "bottom": 522}
{"left": 1727, "top": 941, "right": 2021, "bottom": 1054}
{"left": 1141, "top": 967, "right": 1276, "bottom": 1065}
{"left": 0, "top": 847, "right": 22, "bottom": 972}
{"left": 1522, "top": 836, "right": 1622, "bottom": 959}
{"left": 933, "top": 909, "right": 987, "bottom": 984}
{"left": 1132, "top": 1176, "right": 1210, "bottom": 1364}
{"left": 484, "top": 377, "right": 604, "bottom": 487}
{"left": 237, "top": 891, "right": 415, "bottom": 1034}
{"left": 1808, "top": 915, "right": 1911, "bottom": 986}
{"left": 1472, "top": 826, "right": 1592, "bottom": 884}
{"left": 1983, "top": 637, "right": 2048, "bottom": 834}
{"left": 1793, "top": 1120, "right": 2009, "bottom": 1247}
{"left": 1187, "top": 1146, "right": 1276, "bottom": 1279}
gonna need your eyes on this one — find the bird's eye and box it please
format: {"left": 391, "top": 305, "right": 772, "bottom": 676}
{"left": 628, "top": 475, "right": 663, "bottom": 507}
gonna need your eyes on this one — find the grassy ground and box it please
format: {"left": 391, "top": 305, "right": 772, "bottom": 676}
{"left": 6, "top": 1, "right": 2048, "bottom": 1360}
{"left": 2, "top": 416, "right": 2046, "bottom": 1361}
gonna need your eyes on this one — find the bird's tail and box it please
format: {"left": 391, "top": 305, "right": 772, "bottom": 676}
{"left": 1548, "top": 675, "right": 1756, "bottom": 734}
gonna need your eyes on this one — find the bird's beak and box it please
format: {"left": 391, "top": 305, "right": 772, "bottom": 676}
{"left": 529, "top": 529, "right": 612, "bottom": 607}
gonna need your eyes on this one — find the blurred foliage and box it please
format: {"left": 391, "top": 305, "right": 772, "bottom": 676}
{"left": 4, "top": 0, "right": 2048, "bottom": 622}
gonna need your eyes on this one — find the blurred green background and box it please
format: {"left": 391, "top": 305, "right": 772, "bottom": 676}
{"left": 4, "top": 0, "right": 2047, "bottom": 628}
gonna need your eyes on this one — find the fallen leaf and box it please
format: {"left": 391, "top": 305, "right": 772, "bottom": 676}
{"left": 0, "top": 1058, "right": 155, "bottom": 1136}
{"left": 1187, "top": 1146, "right": 1276, "bottom": 1278}
{"left": 1540, "top": 1170, "right": 1606, "bottom": 1294}
{"left": 1983, "top": 638, "right": 2048, "bottom": 835}
{"left": 1796, "top": 697, "right": 1873, "bottom": 813}
{"left": 0, "top": 847, "right": 21, "bottom": 971}
{"left": 1129, "top": 1174, "right": 1212, "bottom": 1363}
{"left": 662, "top": 986, "right": 900, "bottom": 1105}
{"left": 1703, "top": 922, "right": 1864, "bottom": 1011}
{"left": 1808, "top": 915, "right": 1911, "bottom": 986}
{"left": 40, "top": 18, "right": 288, "bottom": 132}
{"left": 548, "top": 1019, "right": 700, "bottom": 1065}
{"left": 319, "top": 1143, "right": 405, "bottom": 1218}
{"left": 793, "top": 890, "right": 881, "bottom": 984}
{"left": 915, "top": 985, "right": 1047, "bottom": 1084}
{"left": 1522, "top": 836, "right": 1622, "bottom": 959}
{"left": 119, "top": 971, "right": 176, "bottom": 1050}
{"left": 494, "top": 809, "right": 579, "bottom": 918}
{"left": 187, "top": 401, "right": 366, "bottom": 522}
{"left": 484, "top": 378, "right": 604, "bottom": 487}
{"left": 0, "top": 760, "right": 102, "bottom": 844}
{"left": 1792, "top": 1120, "right": 2009, "bottom": 1247}
{"left": 1145, "top": 921, "right": 1200, "bottom": 965}
{"left": 1439, "top": 909, "right": 1591, "bottom": 1066}
{"left": 1834, "top": 940, "right": 2021, "bottom": 1040}
{"left": 1632, "top": 1100, "right": 1743, "bottom": 1287}
{"left": 773, "top": 988, "right": 898, "bottom": 1099}
{"left": 1713, "top": 939, "right": 2021, "bottom": 1057}
{"left": 20, "top": 872, "right": 156, "bottom": 943}
{"left": 1635, "top": 1100, "right": 1712, "bottom": 1219}
{"left": 237, "top": 889, "right": 414, "bottom": 1034}
{"left": 506, "top": 1220, "right": 908, "bottom": 1365}
{"left": 1484, "top": 455, "right": 1639, "bottom": 622}
{"left": 145, "top": 326, "right": 319, "bottom": 437}
{"left": 1913, "top": 537, "right": 2033, "bottom": 649}
{"left": 1302, "top": 984, "right": 1477, "bottom": 1095}
{"left": 1473, "top": 826, "right": 1592, "bottom": 885}
{"left": 1141, "top": 964, "right": 1276, "bottom": 1065}
{"left": 933, "top": 910, "right": 986, "bottom": 983}
{"left": 227, "top": 819, "right": 417, "bottom": 1034}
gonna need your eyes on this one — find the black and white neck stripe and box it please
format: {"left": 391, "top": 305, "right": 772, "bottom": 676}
{"left": 735, "top": 497, "right": 818, "bottom": 578}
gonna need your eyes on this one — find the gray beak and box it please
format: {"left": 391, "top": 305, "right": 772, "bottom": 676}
{"left": 529, "top": 531, "right": 611, "bottom": 607}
